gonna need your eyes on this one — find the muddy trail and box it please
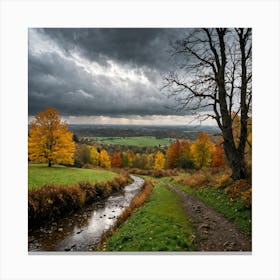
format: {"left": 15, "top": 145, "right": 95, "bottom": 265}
{"left": 165, "top": 183, "right": 252, "bottom": 252}
{"left": 28, "top": 175, "right": 144, "bottom": 252}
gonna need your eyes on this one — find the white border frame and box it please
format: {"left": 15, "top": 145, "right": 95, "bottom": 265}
{"left": 1, "top": 0, "right": 280, "bottom": 279}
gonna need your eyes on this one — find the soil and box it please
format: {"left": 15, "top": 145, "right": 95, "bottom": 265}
{"left": 165, "top": 183, "right": 252, "bottom": 252}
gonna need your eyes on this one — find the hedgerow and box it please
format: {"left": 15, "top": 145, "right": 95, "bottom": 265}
{"left": 129, "top": 168, "right": 179, "bottom": 178}
{"left": 28, "top": 174, "right": 130, "bottom": 227}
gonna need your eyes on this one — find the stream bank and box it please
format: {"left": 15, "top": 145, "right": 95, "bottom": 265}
{"left": 28, "top": 175, "right": 144, "bottom": 252}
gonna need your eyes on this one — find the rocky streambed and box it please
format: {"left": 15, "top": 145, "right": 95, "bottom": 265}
{"left": 28, "top": 175, "right": 144, "bottom": 252}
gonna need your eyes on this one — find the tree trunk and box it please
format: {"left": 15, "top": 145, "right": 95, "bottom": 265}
{"left": 48, "top": 159, "right": 52, "bottom": 167}
{"left": 223, "top": 138, "right": 247, "bottom": 180}
{"left": 228, "top": 151, "right": 246, "bottom": 180}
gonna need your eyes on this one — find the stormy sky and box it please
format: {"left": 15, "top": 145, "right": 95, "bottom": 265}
{"left": 28, "top": 28, "right": 214, "bottom": 125}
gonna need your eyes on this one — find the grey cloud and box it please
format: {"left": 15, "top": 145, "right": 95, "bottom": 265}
{"left": 37, "top": 28, "right": 187, "bottom": 72}
{"left": 28, "top": 47, "right": 182, "bottom": 116}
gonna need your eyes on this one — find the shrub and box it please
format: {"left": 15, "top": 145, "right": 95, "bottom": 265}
{"left": 129, "top": 168, "right": 179, "bottom": 178}
{"left": 28, "top": 185, "right": 85, "bottom": 227}
{"left": 225, "top": 179, "right": 250, "bottom": 198}
{"left": 225, "top": 179, "right": 252, "bottom": 209}
{"left": 178, "top": 171, "right": 209, "bottom": 188}
{"left": 241, "top": 188, "right": 252, "bottom": 208}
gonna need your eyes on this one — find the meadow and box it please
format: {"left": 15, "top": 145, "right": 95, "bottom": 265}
{"left": 84, "top": 136, "right": 174, "bottom": 147}
{"left": 28, "top": 163, "right": 118, "bottom": 189}
{"left": 103, "top": 181, "right": 194, "bottom": 251}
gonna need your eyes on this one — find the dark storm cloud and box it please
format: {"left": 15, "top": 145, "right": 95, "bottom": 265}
{"left": 38, "top": 28, "right": 186, "bottom": 71}
{"left": 28, "top": 28, "right": 190, "bottom": 117}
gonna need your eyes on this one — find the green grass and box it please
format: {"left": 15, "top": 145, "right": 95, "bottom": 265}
{"left": 83, "top": 136, "right": 174, "bottom": 147}
{"left": 162, "top": 177, "right": 251, "bottom": 234}
{"left": 28, "top": 163, "right": 118, "bottom": 189}
{"left": 104, "top": 183, "right": 195, "bottom": 251}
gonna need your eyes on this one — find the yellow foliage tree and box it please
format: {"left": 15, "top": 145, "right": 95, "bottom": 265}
{"left": 99, "top": 150, "right": 111, "bottom": 168}
{"left": 231, "top": 112, "right": 252, "bottom": 149}
{"left": 28, "top": 108, "right": 75, "bottom": 167}
{"left": 154, "top": 151, "right": 165, "bottom": 170}
{"left": 90, "top": 146, "right": 100, "bottom": 166}
{"left": 191, "top": 132, "right": 214, "bottom": 169}
{"left": 146, "top": 154, "right": 154, "bottom": 169}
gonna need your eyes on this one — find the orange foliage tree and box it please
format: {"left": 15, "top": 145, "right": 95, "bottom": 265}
{"left": 190, "top": 132, "right": 214, "bottom": 169}
{"left": 154, "top": 151, "right": 165, "bottom": 170}
{"left": 111, "top": 152, "right": 122, "bottom": 168}
{"left": 99, "top": 150, "right": 111, "bottom": 168}
{"left": 212, "top": 137, "right": 227, "bottom": 168}
{"left": 166, "top": 140, "right": 181, "bottom": 168}
{"left": 167, "top": 139, "right": 194, "bottom": 169}
{"left": 28, "top": 108, "right": 75, "bottom": 167}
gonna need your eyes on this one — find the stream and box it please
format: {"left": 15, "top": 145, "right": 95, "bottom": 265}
{"left": 28, "top": 175, "right": 144, "bottom": 252}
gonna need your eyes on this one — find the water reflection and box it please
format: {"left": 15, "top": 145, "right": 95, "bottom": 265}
{"left": 28, "top": 175, "right": 144, "bottom": 252}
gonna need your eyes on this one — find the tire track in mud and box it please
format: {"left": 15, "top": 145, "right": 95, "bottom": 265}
{"left": 165, "top": 183, "right": 251, "bottom": 252}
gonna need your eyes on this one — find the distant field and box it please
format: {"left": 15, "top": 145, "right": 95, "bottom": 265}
{"left": 28, "top": 163, "right": 118, "bottom": 189}
{"left": 84, "top": 136, "right": 174, "bottom": 147}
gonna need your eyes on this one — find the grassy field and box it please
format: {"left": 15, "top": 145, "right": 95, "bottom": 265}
{"left": 28, "top": 163, "right": 118, "bottom": 189}
{"left": 103, "top": 182, "right": 194, "bottom": 251}
{"left": 162, "top": 177, "right": 251, "bottom": 234}
{"left": 84, "top": 136, "right": 174, "bottom": 147}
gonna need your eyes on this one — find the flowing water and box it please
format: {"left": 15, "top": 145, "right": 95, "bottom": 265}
{"left": 28, "top": 175, "right": 144, "bottom": 252}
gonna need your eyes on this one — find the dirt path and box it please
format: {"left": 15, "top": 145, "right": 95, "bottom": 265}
{"left": 165, "top": 183, "right": 252, "bottom": 252}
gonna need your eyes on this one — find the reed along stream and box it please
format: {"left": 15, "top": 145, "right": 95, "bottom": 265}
{"left": 28, "top": 175, "right": 144, "bottom": 252}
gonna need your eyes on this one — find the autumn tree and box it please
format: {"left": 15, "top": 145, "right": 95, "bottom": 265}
{"left": 121, "top": 152, "right": 130, "bottom": 168}
{"left": 121, "top": 151, "right": 134, "bottom": 168}
{"left": 231, "top": 113, "right": 252, "bottom": 171}
{"left": 74, "top": 144, "right": 91, "bottom": 167}
{"left": 128, "top": 150, "right": 136, "bottom": 167}
{"left": 28, "top": 108, "right": 75, "bottom": 167}
{"left": 133, "top": 154, "right": 143, "bottom": 169}
{"left": 146, "top": 154, "right": 154, "bottom": 169}
{"left": 166, "top": 140, "right": 181, "bottom": 168}
{"left": 212, "top": 137, "right": 227, "bottom": 168}
{"left": 165, "top": 28, "right": 252, "bottom": 179}
{"left": 179, "top": 140, "right": 194, "bottom": 168}
{"left": 90, "top": 146, "right": 99, "bottom": 166}
{"left": 133, "top": 153, "right": 145, "bottom": 169}
{"left": 99, "top": 149, "right": 111, "bottom": 168}
{"left": 154, "top": 151, "right": 165, "bottom": 170}
{"left": 191, "top": 133, "right": 214, "bottom": 169}
{"left": 111, "top": 152, "right": 122, "bottom": 168}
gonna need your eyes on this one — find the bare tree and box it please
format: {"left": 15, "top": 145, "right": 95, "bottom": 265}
{"left": 164, "top": 28, "right": 252, "bottom": 180}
